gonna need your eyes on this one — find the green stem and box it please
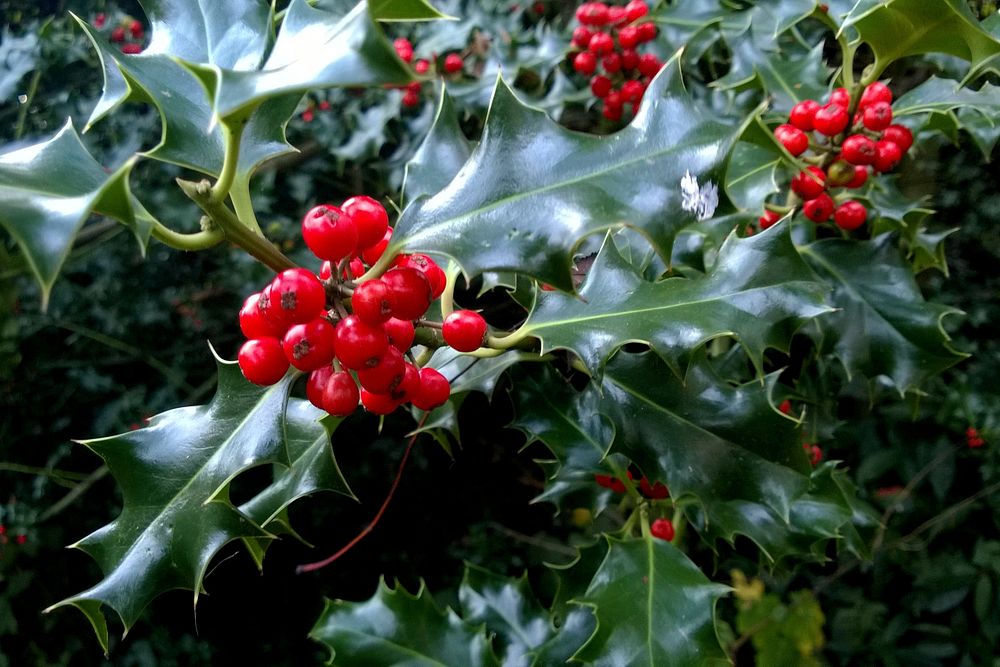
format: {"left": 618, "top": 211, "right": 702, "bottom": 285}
{"left": 177, "top": 178, "right": 297, "bottom": 273}
{"left": 230, "top": 175, "right": 263, "bottom": 234}
{"left": 358, "top": 244, "right": 400, "bottom": 283}
{"left": 210, "top": 120, "right": 246, "bottom": 204}
{"left": 639, "top": 504, "right": 653, "bottom": 540}
{"left": 149, "top": 219, "right": 225, "bottom": 251}
{"left": 14, "top": 69, "right": 42, "bottom": 140}
{"left": 437, "top": 262, "right": 461, "bottom": 317}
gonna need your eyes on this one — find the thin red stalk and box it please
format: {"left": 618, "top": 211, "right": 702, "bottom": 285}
{"left": 296, "top": 415, "right": 428, "bottom": 574}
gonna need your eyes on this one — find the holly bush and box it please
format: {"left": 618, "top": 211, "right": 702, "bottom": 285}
{"left": 2, "top": 0, "right": 999, "bottom": 664}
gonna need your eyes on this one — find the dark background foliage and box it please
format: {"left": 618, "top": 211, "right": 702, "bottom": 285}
{"left": 1, "top": 1, "right": 998, "bottom": 665}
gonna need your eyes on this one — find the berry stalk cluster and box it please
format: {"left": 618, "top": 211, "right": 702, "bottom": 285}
{"left": 569, "top": 1, "right": 664, "bottom": 121}
{"left": 93, "top": 13, "right": 145, "bottom": 54}
{"left": 761, "top": 82, "right": 913, "bottom": 232}
{"left": 392, "top": 37, "right": 467, "bottom": 108}
{"left": 236, "top": 197, "right": 491, "bottom": 419}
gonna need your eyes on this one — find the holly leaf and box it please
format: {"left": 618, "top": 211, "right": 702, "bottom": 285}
{"left": 572, "top": 537, "right": 730, "bottom": 666}
{"left": 369, "top": 0, "right": 453, "bottom": 21}
{"left": 519, "top": 226, "right": 831, "bottom": 377}
{"left": 310, "top": 579, "right": 500, "bottom": 666}
{"left": 45, "top": 356, "right": 298, "bottom": 639}
{"left": 893, "top": 76, "right": 1000, "bottom": 119}
{"left": 800, "top": 236, "right": 968, "bottom": 393}
{"left": 459, "top": 566, "right": 554, "bottom": 666}
{"left": 840, "top": 0, "right": 1000, "bottom": 73}
{"left": 402, "top": 90, "right": 473, "bottom": 204}
{"left": 239, "top": 402, "right": 354, "bottom": 567}
{"left": 725, "top": 143, "right": 782, "bottom": 213}
{"left": 391, "top": 55, "right": 746, "bottom": 292}
{"left": 0, "top": 122, "right": 141, "bottom": 308}
{"left": 754, "top": 44, "right": 833, "bottom": 116}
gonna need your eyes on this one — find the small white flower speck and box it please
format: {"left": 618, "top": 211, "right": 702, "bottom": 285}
{"left": 680, "top": 170, "right": 719, "bottom": 221}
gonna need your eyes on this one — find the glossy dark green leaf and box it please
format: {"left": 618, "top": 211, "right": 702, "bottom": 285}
{"left": 209, "top": 0, "right": 414, "bottom": 121}
{"left": 840, "top": 0, "right": 1000, "bottom": 72}
{"left": 310, "top": 579, "right": 499, "bottom": 666}
{"left": 46, "top": 357, "right": 298, "bottom": 636}
{"left": 402, "top": 90, "right": 473, "bottom": 204}
{"left": 725, "top": 143, "right": 782, "bottom": 213}
{"left": 754, "top": 44, "right": 833, "bottom": 116}
{"left": 392, "top": 56, "right": 746, "bottom": 291}
{"left": 459, "top": 566, "right": 553, "bottom": 666}
{"left": 369, "top": 0, "right": 453, "bottom": 21}
{"left": 520, "top": 226, "right": 831, "bottom": 376}
{"left": 573, "top": 537, "right": 730, "bottom": 666}
{"left": 801, "top": 236, "right": 967, "bottom": 393}
{"left": 0, "top": 122, "right": 141, "bottom": 307}
{"left": 893, "top": 76, "right": 1000, "bottom": 118}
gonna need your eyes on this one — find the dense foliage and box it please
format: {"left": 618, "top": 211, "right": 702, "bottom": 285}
{"left": 1, "top": 0, "right": 999, "bottom": 665}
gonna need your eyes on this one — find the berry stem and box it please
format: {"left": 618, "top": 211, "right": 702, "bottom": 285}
{"left": 639, "top": 504, "right": 653, "bottom": 541}
{"left": 209, "top": 118, "right": 246, "bottom": 205}
{"left": 148, "top": 218, "right": 225, "bottom": 251}
{"left": 296, "top": 413, "right": 428, "bottom": 574}
{"left": 438, "top": 262, "right": 461, "bottom": 319}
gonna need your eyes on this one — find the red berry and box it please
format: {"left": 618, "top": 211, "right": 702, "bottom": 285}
{"left": 121, "top": 43, "right": 142, "bottom": 54}
{"left": 805, "top": 443, "right": 823, "bottom": 466}
{"left": 15, "top": 534, "right": 26, "bottom": 545}
{"left": 859, "top": 81, "right": 892, "bottom": 109}
{"left": 834, "top": 200, "right": 867, "bottom": 231}
{"left": 617, "top": 25, "right": 639, "bottom": 49}
{"left": 394, "top": 253, "right": 446, "bottom": 299}
{"left": 577, "top": 2, "right": 609, "bottom": 25}
{"left": 758, "top": 210, "right": 781, "bottom": 230}
{"left": 602, "top": 102, "right": 623, "bottom": 122}
{"left": 640, "top": 477, "right": 669, "bottom": 499}
{"left": 651, "top": 518, "right": 675, "bottom": 541}
{"left": 573, "top": 50, "right": 598, "bottom": 75}
{"left": 414, "top": 59, "right": 430, "bottom": 74}
{"left": 791, "top": 166, "right": 826, "bottom": 199}
{"left": 883, "top": 124, "right": 913, "bottom": 152}
{"left": 802, "top": 193, "right": 834, "bottom": 222}
{"left": 621, "top": 79, "right": 644, "bottom": 104}
{"left": 626, "top": 0, "right": 649, "bottom": 22}
{"left": 323, "top": 372, "right": 360, "bottom": 417}
{"left": 282, "top": 318, "right": 336, "bottom": 372}
{"left": 572, "top": 26, "right": 594, "bottom": 48}
{"left": 847, "top": 164, "right": 869, "bottom": 189}
{"left": 443, "top": 310, "right": 487, "bottom": 352}
{"left": 620, "top": 49, "right": 639, "bottom": 71}
{"left": 393, "top": 37, "right": 413, "bottom": 63}
{"left": 406, "top": 82, "right": 422, "bottom": 96}
{"left": 873, "top": 139, "right": 903, "bottom": 172}
{"left": 302, "top": 205, "right": 358, "bottom": 262}
{"left": 607, "top": 5, "right": 627, "bottom": 26}
{"left": 789, "top": 100, "right": 820, "bottom": 131}
{"left": 257, "top": 284, "right": 293, "bottom": 330}
{"left": 94, "top": 13, "right": 106, "bottom": 28}
{"left": 402, "top": 90, "right": 420, "bottom": 107}
{"left": 591, "top": 75, "right": 612, "bottom": 98}
{"left": 384, "top": 318, "right": 416, "bottom": 352}
{"left": 318, "top": 100, "right": 331, "bottom": 111}
{"left": 361, "top": 389, "right": 401, "bottom": 415}
{"left": 342, "top": 196, "right": 389, "bottom": 250}
{"left": 863, "top": 101, "right": 893, "bottom": 132}
{"left": 774, "top": 124, "right": 808, "bottom": 156}
{"left": 600, "top": 52, "right": 621, "bottom": 74}
{"left": 588, "top": 32, "right": 614, "bottom": 55}
{"left": 390, "top": 362, "right": 422, "bottom": 402}
{"left": 129, "top": 19, "right": 143, "bottom": 39}
{"left": 357, "top": 346, "right": 405, "bottom": 393}
{"left": 383, "top": 268, "right": 432, "bottom": 320}
{"left": 352, "top": 279, "right": 394, "bottom": 325}
{"left": 813, "top": 102, "right": 849, "bottom": 136}
{"left": 307, "top": 366, "right": 334, "bottom": 409}
{"left": 779, "top": 399, "right": 792, "bottom": 415}
{"left": 334, "top": 315, "right": 388, "bottom": 370}
{"left": 111, "top": 26, "right": 126, "bottom": 42}
{"left": 270, "top": 268, "right": 327, "bottom": 324}
{"left": 830, "top": 87, "right": 850, "bottom": 108}
{"left": 637, "top": 53, "right": 662, "bottom": 77}
{"left": 361, "top": 227, "right": 393, "bottom": 265}
{"left": 444, "top": 53, "right": 463, "bottom": 74}
{"left": 411, "top": 367, "right": 451, "bottom": 410}
{"left": 239, "top": 338, "right": 289, "bottom": 386}
{"left": 841, "top": 134, "right": 877, "bottom": 166}
{"left": 239, "top": 293, "right": 283, "bottom": 339}
{"left": 636, "top": 21, "right": 657, "bottom": 43}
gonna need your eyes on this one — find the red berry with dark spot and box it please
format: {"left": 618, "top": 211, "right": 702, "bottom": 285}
{"left": 791, "top": 166, "right": 826, "bottom": 199}
{"left": 282, "top": 318, "right": 336, "bottom": 372}
{"left": 588, "top": 32, "right": 614, "bottom": 55}
{"left": 789, "top": 99, "right": 820, "bottom": 131}
{"left": 270, "top": 268, "right": 327, "bottom": 324}
{"left": 572, "top": 26, "right": 593, "bottom": 48}
{"left": 841, "top": 134, "right": 877, "bottom": 166}
{"left": 352, "top": 279, "right": 394, "bottom": 325}
{"left": 651, "top": 518, "right": 675, "bottom": 541}
{"left": 361, "top": 389, "right": 401, "bottom": 415}
{"left": 758, "top": 210, "right": 781, "bottom": 230}
{"left": 813, "top": 102, "right": 849, "bottom": 136}
{"left": 411, "top": 367, "right": 451, "bottom": 410}
{"left": 239, "top": 293, "right": 283, "bottom": 339}
{"left": 443, "top": 310, "right": 487, "bottom": 352}
{"left": 834, "top": 200, "right": 868, "bottom": 231}
{"left": 803, "top": 193, "right": 834, "bottom": 222}
{"left": 239, "top": 338, "right": 289, "bottom": 386}
{"left": 384, "top": 317, "right": 416, "bottom": 351}
{"left": 302, "top": 205, "right": 358, "bottom": 262}
{"left": 620, "top": 49, "right": 639, "bottom": 71}
{"left": 383, "top": 268, "right": 432, "bottom": 320}
{"left": 394, "top": 253, "right": 446, "bottom": 299}
{"left": 334, "top": 315, "right": 388, "bottom": 370}
{"left": 873, "top": 140, "right": 903, "bottom": 172}
{"left": 357, "top": 346, "right": 405, "bottom": 394}
{"left": 859, "top": 81, "right": 892, "bottom": 109}
{"left": 323, "top": 372, "right": 360, "bottom": 417}
{"left": 573, "top": 50, "right": 597, "bottom": 75}
{"left": 307, "top": 366, "right": 334, "bottom": 409}
{"left": 774, "top": 124, "right": 808, "bottom": 156}
{"left": 883, "top": 125, "right": 913, "bottom": 152}
{"left": 390, "top": 362, "right": 422, "bottom": 402}
{"left": 601, "top": 52, "right": 621, "bottom": 73}
{"left": 863, "top": 101, "right": 893, "bottom": 132}
{"left": 342, "top": 195, "right": 389, "bottom": 250}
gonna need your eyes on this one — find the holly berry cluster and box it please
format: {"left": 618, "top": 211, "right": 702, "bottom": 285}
{"left": 568, "top": 1, "right": 665, "bottom": 122}
{"left": 392, "top": 37, "right": 466, "bottom": 108}
{"left": 779, "top": 400, "right": 824, "bottom": 466}
{"left": 760, "top": 82, "right": 914, "bottom": 231}
{"left": 94, "top": 13, "right": 145, "bottom": 54}
{"left": 966, "top": 427, "right": 986, "bottom": 449}
{"left": 236, "top": 196, "right": 491, "bottom": 418}
{"left": 0, "top": 523, "right": 27, "bottom": 547}
{"left": 594, "top": 470, "right": 669, "bottom": 499}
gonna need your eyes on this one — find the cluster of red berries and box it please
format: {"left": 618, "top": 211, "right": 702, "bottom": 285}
{"left": 300, "top": 99, "right": 332, "bottom": 123}
{"left": 779, "top": 400, "right": 824, "bottom": 466}
{"left": 568, "top": 1, "right": 664, "bottom": 121}
{"left": 760, "top": 82, "right": 914, "bottom": 231}
{"left": 94, "top": 14, "right": 145, "bottom": 54}
{"left": 236, "top": 196, "right": 491, "bottom": 418}
{"left": 0, "top": 524, "right": 27, "bottom": 546}
{"left": 594, "top": 470, "right": 669, "bottom": 499}
{"left": 967, "top": 427, "right": 985, "bottom": 449}
{"left": 392, "top": 38, "right": 466, "bottom": 108}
